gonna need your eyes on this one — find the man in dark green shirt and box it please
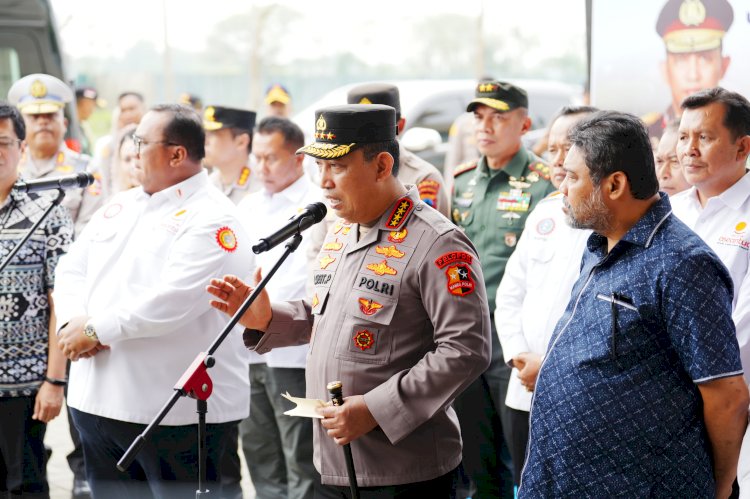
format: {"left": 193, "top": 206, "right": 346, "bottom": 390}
{"left": 451, "top": 80, "right": 554, "bottom": 497}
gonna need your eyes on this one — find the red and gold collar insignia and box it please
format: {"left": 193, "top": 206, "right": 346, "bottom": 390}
{"left": 375, "top": 245, "right": 405, "bottom": 259}
{"left": 353, "top": 329, "right": 375, "bottom": 351}
{"left": 323, "top": 239, "right": 343, "bottom": 251}
{"left": 311, "top": 293, "right": 320, "bottom": 308}
{"left": 384, "top": 198, "right": 413, "bottom": 230}
{"left": 237, "top": 167, "right": 251, "bottom": 186}
{"left": 366, "top": 260, "right": 397, "bottom": 276}
{"left": 319, "top": 254, "right": 336, "bottom": 269}
{"left": 358, "top": 298, "right": 383, "bottom": 316}
{"left": 216, "top": 226, "right": 238, "bottom": 252}
{"left": 388, "top": 228, "right": 407, "bottom": 243}
{"left": 445, "top": 263, "right": 475, "bottom": 296}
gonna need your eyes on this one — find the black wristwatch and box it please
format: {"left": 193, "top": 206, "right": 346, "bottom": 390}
{"left": 44, "top": 376, "right": 67, "bottom": 387}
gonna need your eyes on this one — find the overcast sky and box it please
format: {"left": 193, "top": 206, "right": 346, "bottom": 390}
{"left": 50, "top": 0, "right": 586, "bottom": 64}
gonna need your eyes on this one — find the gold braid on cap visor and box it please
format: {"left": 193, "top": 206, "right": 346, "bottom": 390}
{"left": 299, "top": 143, "right": 356, "bottom": 159}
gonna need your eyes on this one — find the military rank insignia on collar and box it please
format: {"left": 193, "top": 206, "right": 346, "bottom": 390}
{"left": 385, "top": 198, "right": 413, "bottom": 230}
{"left": 216, "top": 226, "right": 238, "bottom": 252}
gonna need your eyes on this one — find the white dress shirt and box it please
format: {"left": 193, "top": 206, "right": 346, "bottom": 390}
{"left": 54, "top": 170, "right": 253, "bottom": 425}
{"left": 671, "top": 172, "right": 750, "bottom": 385}
{"left": 237, "top": 174, "right": 322, "bottom": 368}
{"left": 495, "top": 192, "right": 590, "bottom": 411}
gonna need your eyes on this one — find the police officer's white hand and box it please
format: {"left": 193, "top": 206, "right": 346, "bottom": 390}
{"left": 207, "top": 268, "right": 272, "bottom": 330}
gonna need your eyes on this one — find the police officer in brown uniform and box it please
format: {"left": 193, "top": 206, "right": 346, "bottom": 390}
{"left": 203, "top": 105, "right": 261, "bottom": 204}
{"left": 347, "top": 83, "right": 450, "bottom": 218}
{"left": 451, "top": 80, "right": 554, "bottom": 498}
{"left": 643, "top": 0, "right": 733, "bottom": 140}
{"left": 208, "top": 104, "right": 491, "bottom": 497}
{"left": 8, "top": 74, "right": 103, "bottom": 237}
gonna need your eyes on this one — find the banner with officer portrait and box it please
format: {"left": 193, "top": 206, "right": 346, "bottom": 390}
{"left": 590, "top": 0, "right": 750, "bottom": 138}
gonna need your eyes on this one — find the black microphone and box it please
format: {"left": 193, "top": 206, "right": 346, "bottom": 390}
{"left": 252, "top": 202, "right": 327, "bottom": 254}
{"left": 13, "top": 172, "right": 95, "bottom": 193}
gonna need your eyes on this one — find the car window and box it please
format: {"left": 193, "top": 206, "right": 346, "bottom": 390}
{"left": 410, "top": 93, "right": 467, "bottom": 139}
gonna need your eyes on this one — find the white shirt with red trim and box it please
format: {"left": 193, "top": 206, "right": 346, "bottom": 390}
{"left": 495, "top": 192, "right": 590, "bottom": 411}
{"left": 671, "top": 172, "right": 750, "bottom": 385}
{"left": 54, "top": 170, "right": 254, "bottom": 425}
{"left": 237, "top": 174, "right": 322, "bottom": 368}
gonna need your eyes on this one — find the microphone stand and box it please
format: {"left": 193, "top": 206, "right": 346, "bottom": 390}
{"left": 117, "top": 233, "right": 304, "bottom": 498}
{"left": 0, "top": 189, "right": 66, "bottom": 273}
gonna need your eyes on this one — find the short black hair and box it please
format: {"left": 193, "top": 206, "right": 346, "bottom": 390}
{"left": 681, "top": 87, "right": 750, "bottom": 140}
{"left": 151, "top": 104, "right": 205, "bottom": 162}
{"left": 360, "top": 140, "right": 400, "bottom": 177}
{"left": 256, "top": 117, "right": 304, "bottom": 153}
{"left": 118, "top": 91, "right": 145, "bottom": 103}
{"left": 569, "top": 111, "right": 659, "bottom": 200}
{"left": 0, "top": 101, "right": 25, "bottom": 140}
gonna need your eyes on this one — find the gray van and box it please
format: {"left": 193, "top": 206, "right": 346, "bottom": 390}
{"left": 0, "top": 0, "right": 83, "bottom": 146}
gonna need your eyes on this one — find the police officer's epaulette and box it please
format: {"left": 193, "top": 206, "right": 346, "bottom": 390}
{"left": 528, "top": 162, "right": 550, "bottom": 181}
{"left": 641, "top": 112, "right": 661, "bottom": 127}
{"left": 453, "top": 161, "right": 477, "bottom": 177}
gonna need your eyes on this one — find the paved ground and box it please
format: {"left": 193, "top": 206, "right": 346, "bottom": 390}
{"left": 45, "top": 402, "right": 256, "bottom": 498}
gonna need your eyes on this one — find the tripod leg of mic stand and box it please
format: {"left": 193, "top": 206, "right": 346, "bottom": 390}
{"left": 196, "top": 399, "right": 210, "bottom": 497}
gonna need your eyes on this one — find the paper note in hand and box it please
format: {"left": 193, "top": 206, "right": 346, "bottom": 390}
{"left": 282, "top": 392, "right": 326, "bottom": 419}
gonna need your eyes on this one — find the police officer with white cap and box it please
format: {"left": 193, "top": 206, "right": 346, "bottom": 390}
{"left": 8, "top": 73, "right": 103, "bottom": 236}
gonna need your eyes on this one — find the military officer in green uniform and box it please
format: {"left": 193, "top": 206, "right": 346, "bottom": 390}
{"left": 451, "top": 80, "right": 554, "bottom": 499}
{"left": 643, "top": 0, "right": 733, "bottom": 141}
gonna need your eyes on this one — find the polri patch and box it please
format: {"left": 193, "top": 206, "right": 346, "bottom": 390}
{"left": 435, "top": 251, "right": 473, "bottom": 268}
{"left": 445, "top": 263, "right": 475, "bottom": 296}
{"left": 417, "top": 180, "right": 440, "bottom": 208}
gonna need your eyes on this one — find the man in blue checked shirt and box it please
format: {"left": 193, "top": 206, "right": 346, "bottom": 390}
{"left": 519, "top": 111, "right": 749, "bottom": 498}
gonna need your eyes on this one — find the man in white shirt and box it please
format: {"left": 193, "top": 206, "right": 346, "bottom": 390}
{"left": 54, "top": 104, "right": 253, "bottom": 498}
{"left": 671, "top": 87, "right": 750, "bottom": 382}
{"left": 494, "top": 105, "right": 596, "bottom": 486}
{"left": 236, "top": 117, "right": 319, "bottom": 499}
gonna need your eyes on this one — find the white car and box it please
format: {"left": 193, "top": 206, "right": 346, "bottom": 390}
{"left": 292, "top": 78, "right": 582, "bottom": 168}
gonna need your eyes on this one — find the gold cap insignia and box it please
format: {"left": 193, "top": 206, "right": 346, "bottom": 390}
{"left": 359, "top": 97, "right": 373, "bottom": 105}
{"left": 30, "top": 79, "right": 48, "bottom": 98}
{"left": 679, "top": 0, "right": 706, "bottom": 26}
{"left": 204, "top": 106, "right": 216, "bottom": 122}
{"left": 316, "top": 114, "right": 327, "bottom": 131}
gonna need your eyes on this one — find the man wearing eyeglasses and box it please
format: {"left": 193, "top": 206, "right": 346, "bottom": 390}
{"left": 54, "top": 104, "right": 254, "bottom": 498}
{"left": 0, "top": 101, "right": 74, "bottom": 498}
{"left": 7, "top": 73, "right": 103, "bottom": 236}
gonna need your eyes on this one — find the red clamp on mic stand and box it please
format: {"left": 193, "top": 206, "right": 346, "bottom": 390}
{"left": 117, "top": 233, "right": 304, "bottom": 497}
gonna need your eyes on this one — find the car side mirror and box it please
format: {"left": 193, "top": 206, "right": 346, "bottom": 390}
{"left": 401, "top": 127, "right": 442, "bottom": 153}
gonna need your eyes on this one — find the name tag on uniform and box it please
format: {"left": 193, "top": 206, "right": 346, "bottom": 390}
{"left": 497, "top": 190, "right": 530, "bottom": 212}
